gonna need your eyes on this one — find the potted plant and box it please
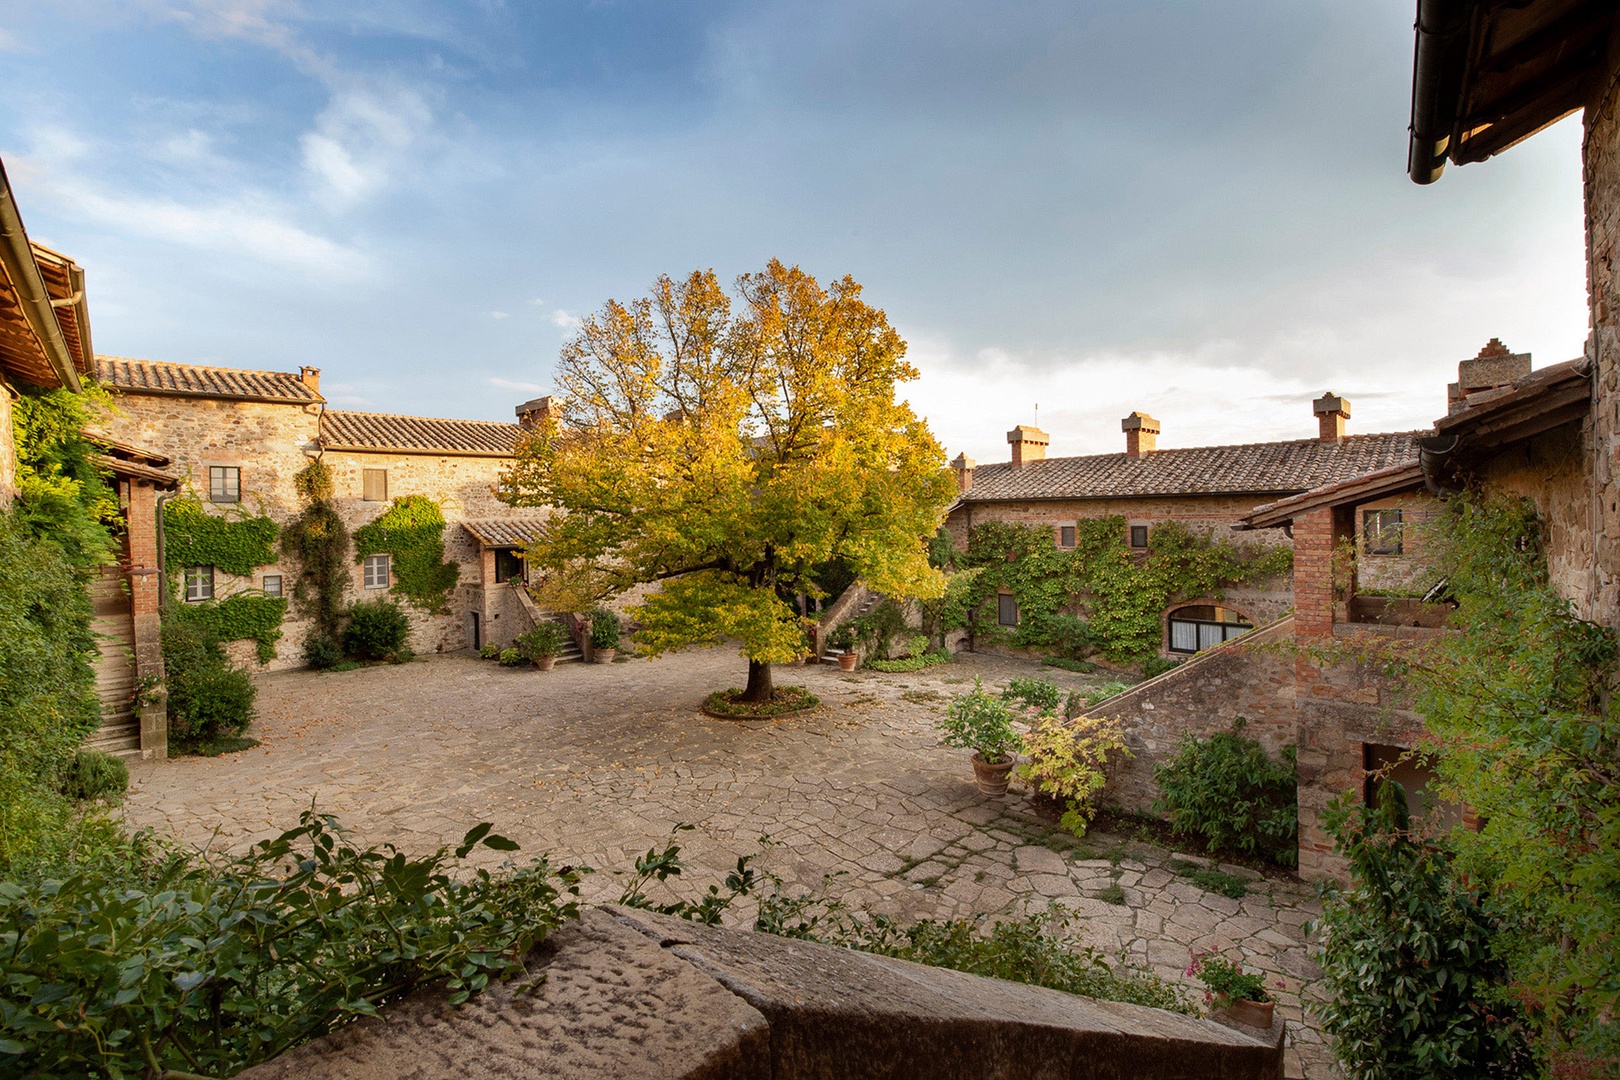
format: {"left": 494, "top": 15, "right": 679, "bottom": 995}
{"left": 518, "top": 621, "right": 567, "bottom": 671}
{"left": 937, "top": 678, "right": 1024, "bottom": 795}
{"left": 1186, "top": 952, "right": 1277, "bottom": 1028}
{"left": 589, "top": 606, "right": 621, "bottom": 664}
{"left": 828, "top": 623, "right": 859, "bottom": 670}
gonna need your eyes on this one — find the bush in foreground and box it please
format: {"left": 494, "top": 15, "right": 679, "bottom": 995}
{"left": 160, "top": 620, "right": 256, "bottom": 751}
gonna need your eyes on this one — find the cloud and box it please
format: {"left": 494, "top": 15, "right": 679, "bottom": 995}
{"left": 549, "top": 309, "right": 581, "bottom": 330}
{"left": 487, "top": 310, "right": 510, "bottom": 319}
{"left": 488, "top": 376, "right": 545, "bottom": 394}
{"left": 300, "top": 84, "right": 433, "bottom": 207}
{"left": 0, "top": 28, "right": 22, "bottom": 51}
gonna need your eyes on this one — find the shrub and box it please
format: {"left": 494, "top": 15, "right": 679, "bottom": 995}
{"left": 937, "top": 678, "right": 1023, "bottom": 764}
{"left": 478, "top": 642, "right": 500, "bottom": 659}
{"left": 1041, "top": 655, "right": 1098, "bottom": 673}
{"left": 703, "top": 686, "right": 820, "bottom": 717}
{"left": 1153, "top": 721, "right": 1298, "bottom": 867}
{"left": 849, "top": 599, "right": 908, "bottom": 657}
{"left": 0, "top": 812, "right": 581, "bottom": 1078}
{"left": 1140, "top": 655, "right": 1182, "bottom": 679}
{"left": 1019, "top": 714, "right": 1130, "bottom": 837}
{"left": 342, "top": 599, "right": 411, "bottom": 660}
{"left": 161, "top": 620, "right": 255, "bottom": 751}
{"left": 303, "top": 633, "right": 343, "bottom": 670}
{"left": 1015, "top": 612, "right": 1094, "bottom": 658}
{"left": 498, "top": 647, "right": 525, "bottom": 666}
{"left": 1001, "top": 676, "right": 1064, "bottom": 713}
{"left": 1315, "top": 788, "right": 1530, "bottom": 1079}
{"left": 867, "top": 650, "right": 950, "bottom": 673}
{"left": 517, "top": 620, "right": 567, "bottom": 659}
{"left": 1170, "top": 859, "right": 1248, "bottom": 899}
{"left": 589, "top": 606, "right": 621, "bottom": 650}
{"left": 60, "top": 750, "right": 128, "bottom": 803}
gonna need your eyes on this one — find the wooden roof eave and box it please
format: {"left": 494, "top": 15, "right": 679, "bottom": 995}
{"left": 0, "top": 160, "right": 80, "bottom": 390}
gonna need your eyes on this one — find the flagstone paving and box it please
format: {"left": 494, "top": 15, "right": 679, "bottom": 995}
{"left": 126, "top": 649, "right": 1337, "bottom": 1078}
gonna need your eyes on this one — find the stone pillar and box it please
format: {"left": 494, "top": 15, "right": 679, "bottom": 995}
{"left": 1291, "top": 508, "right": 1336, "bottom": 640}
{"left": 126, "top": 480, "right": 167, "bottom": 760}
{"left": 1584, "top": 23, "right": 1620, "bottom": 632}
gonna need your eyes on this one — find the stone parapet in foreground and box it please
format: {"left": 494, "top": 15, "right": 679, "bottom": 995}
{"left": 237, "top": 905, "right": 1283, "bottom": 1079}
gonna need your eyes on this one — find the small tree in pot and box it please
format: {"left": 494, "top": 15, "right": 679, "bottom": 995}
{"left": 589, "top": 606, "right": 621, "bottom": 663}
{"left": 517, "top": 621, "right": 568, "bottom": 671}
{"left": 828, "top": 623, "right": 858, "bottom": 670}
{"left": 937, "top": 678, "right": 1024, "bottom": 795}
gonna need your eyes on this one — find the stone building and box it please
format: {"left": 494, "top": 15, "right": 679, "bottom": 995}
{"left": 93, "top": 356, "right": 553, "bottom": 672}
{"left": 942, "top": 395, "right": 1424, "bottom": 658}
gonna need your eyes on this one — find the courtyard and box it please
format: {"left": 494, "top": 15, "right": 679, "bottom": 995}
{"left": 126, "top": 649, "right": 1334, "bottom": 1078}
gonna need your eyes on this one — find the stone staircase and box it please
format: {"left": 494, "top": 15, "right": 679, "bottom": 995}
{"left": 510, "top": 584, "right": 585, "bottom": 664}
{"left": 820, "top": 589, "right": 882, "bottom": 664}
{"left": 88, "top": 568, "right": 142, "bottom": 758}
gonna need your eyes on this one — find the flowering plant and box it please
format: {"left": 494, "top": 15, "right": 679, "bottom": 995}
{"left": 1186, "top": 952, "right": 1274, "bottom": 1004}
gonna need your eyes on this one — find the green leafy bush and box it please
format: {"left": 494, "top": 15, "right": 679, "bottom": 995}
{"left": 11, "top": 383, "right": 118, "bottom": 565}
{"left": 303, "top": 633, "right": 343, "bottom": 670}
{"left": 589, "top": 606, "right": 621, "bottom": 650}
{"left": 353, "top": 495, "right": 461, "bottom": 613}
{"left": 1041, "top": 655, "right": 1098, "bottom": 673}
{"left": 498, "top": 647, "right": 525, "bottom": 666}
{"left": 159, "top": 619, "right": 256, "bottom": 751}
{"left": 60, "top": 750, "right": 128, "bottom": 803}
{"left": 1015, "top": 611, "right": 1095, "bottom": 658}
{"left": 937, "top": 678, "right": 1023, "bottom": 764}
{"left": 517, "top": 620, "right": 568, "bottom": 659}
{"left": 1020, "top": 713, "right": 1130, "bottom": 838}
{"left": 342, "top": 598, "right": 410, "bottom": 660}
{"left": 1140, "top": 655, "right": 1182, "bottom": 679}
{"left": 0, "top": 812, "right": 581, "bottom": 1078}
{"left": 867, "top": 650, "right": 950, "bottom": 672}
{"left": 478, "top": 642, "right": 500, "bottom": 659}
{"left": 1001, "top": 676, "right": 1063, "bottom": 713}
{"left": 1315, "top": 788, "right": 1530, "bottom": 1079}
{"left": 1153, "top": 721, "right": 1297, "bottom": 867}
{"left": 849, "top": 599, "right": 907, "bottom": 657}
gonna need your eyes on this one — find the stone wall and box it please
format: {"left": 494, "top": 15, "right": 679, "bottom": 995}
{"left": 1584, "top": 27, "right": 1620, "bottom": 632}
{"left": 1352, "top": 492, "right": 1440, "bottom": 596}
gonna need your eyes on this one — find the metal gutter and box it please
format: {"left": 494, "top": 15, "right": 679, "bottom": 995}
{"left": 1408, "top": 0, "right": 1475, "bottom": 184}
{"left": 0, "top": 158, "right": 81, "bottom": 390}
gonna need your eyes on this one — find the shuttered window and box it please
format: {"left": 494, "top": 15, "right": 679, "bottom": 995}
{"left": 363, "top": 469, "right": 388, "bottom": 502}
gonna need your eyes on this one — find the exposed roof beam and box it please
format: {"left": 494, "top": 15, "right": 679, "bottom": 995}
{"left": 0, "top": 159, "right": 80, "bottom": 391}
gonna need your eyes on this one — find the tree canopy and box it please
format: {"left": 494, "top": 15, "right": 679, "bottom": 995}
{"left": 500, "top": 260, "right": 954, "bottom": 699}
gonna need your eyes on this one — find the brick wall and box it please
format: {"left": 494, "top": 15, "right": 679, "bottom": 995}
{"left": 1584, "top": 29, "right": 1620, "bottom": 632}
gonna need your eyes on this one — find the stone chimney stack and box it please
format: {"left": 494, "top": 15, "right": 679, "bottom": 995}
{"left": 299, "top": 366, "right": 321, "bottom": 396}
{"left": 950, "top": 452, "right": 976, "bottom": 493}
{"left": 1121, "top": 412, "right": 1159, "bottom": 458}
{"left": 1448, "top": 338, "right": 1532, "bottom": 414}
{"left": 516, "top": 395, "right": 557, "bottom": 429}
{"left": 1312, "top": 392, "right": 1350, "bottom": 442}
{"left": 1007, "top": 425, "right": 1049, "bottom": 467}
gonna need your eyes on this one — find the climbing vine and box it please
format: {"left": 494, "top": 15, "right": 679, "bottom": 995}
{"left": 353, "top": 495, "right": 460, "bottom": 614}
{"left": 949, "top": 518, "right": 1291, "bottom": 663}
{"left": 10, "top": 381, "right": 118, "bottom": 565}
{"left": 162, "top": 497, "right": 279, "bottom": 576}
{"left": 280, "top": 460, "right": 350, "bottom": 646}
{"left": 165, "top": 594, "right": 288, "bottom": 664}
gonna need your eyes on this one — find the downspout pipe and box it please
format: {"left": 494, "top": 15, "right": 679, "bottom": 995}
{"left": 0, "top": 158, "right": 81, "bottom": 391}
{"left": 1408, "top": 0, "right": 1474, "bottom": 184}
{"left": 1418, "top": 435, "right": 1462, "bottom": 495}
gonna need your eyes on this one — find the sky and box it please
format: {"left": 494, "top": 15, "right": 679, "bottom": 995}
{"left": 0, "top": 1, "right": 1591, "bottom": 464}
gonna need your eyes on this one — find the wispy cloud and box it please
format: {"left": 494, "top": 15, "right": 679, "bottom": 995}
{"left": 488, "top": 376, "right": 545, "bottom": 394}
{"left": 300, "top": 84, "right": 433, "bottom": 208}
{"left": 487, "top": 310, "right": 509, "bottom": 319}
{"left": 549, "top": 309, "right": 580, "bottom": 330}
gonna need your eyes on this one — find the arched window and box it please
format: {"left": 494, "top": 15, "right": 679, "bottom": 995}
{"left": 1167, "top": 604, "right": 1253, "bottom": 654}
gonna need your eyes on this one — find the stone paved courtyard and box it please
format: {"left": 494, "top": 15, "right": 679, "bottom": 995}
{"left": 126, "top": 649, "right": 1335, "bottom": 1078}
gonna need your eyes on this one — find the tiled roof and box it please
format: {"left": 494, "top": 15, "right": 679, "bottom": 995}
{"left": 960, "top": 432, "right": 1425, "bottom": 503}
{"left": 321, "top": 409, "right": 521, "bottom": 457}
{"left": 461, "top": 518, "right": 549, "bottom": 548}
{"left": 1240, "top": 461, "right": 1428, "bottom": 531}
{"left": 95, "top": 355, "right": 321, "bottom": 403}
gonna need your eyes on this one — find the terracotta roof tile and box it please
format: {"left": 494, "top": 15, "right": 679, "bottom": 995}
{"left": 95, "top": 355, "right": 321, "bottom": 403}
{"left": 460, "top": 518, "right": 549, "bottom": 548}
{"left": 961, "top": 431, "right": 1425, "bottom": 503}
{"left": 321, "top": 409, "right": 521, "bottom": 457}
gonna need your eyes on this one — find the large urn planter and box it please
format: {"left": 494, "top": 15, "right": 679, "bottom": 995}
{"left": 533, "top": 655, "right": 557, "bottom": 671}
{"left": 837, "top": 652, "right": 858, "bottom": 672}
{"left": 971, "top": 753, "right": 1017, "bottom": 796}
{"left": 1214, "top": 995, "right": 1275, "bottom": 1029}
{"left": 593, "top": 647, "right": 617, "bottom": 665}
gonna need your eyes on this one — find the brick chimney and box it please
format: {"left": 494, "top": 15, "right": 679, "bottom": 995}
{"left": 1447, "top": 339, "right": 1532, "bottom": 414}
{"left": 516, "top": 395, "right": 557, "bottom": 429}
{"left": 1007, "top": 425, "right": 1049, "bottom": 467}
{"left": 1121, "top": 412, "right": 1159, "bottom": 458}
{"left": 950, "top": 452, "right": 976, "bottom": 493}
{"left": 299, "top": 366, "right": 321, "bottom": 395}
{"left": 1312, "top": 392, "right": 1350, "bottom": 442}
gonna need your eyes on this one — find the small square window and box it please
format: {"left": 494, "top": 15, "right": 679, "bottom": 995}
{"left": 1058, "top": 526, "right": 1075, "bottom": 548}
{"left": 494, "top": 548, "right": 525, "bottom": 584}
{"left": 1364, "top": 509, "right": 1404, "bottom": 556}
{"left": 996, "top": 593, "right": 1018, "bottom": 627}
{"left": 363, "top": 469, "right": 388, "bottom": 502}
{"left": 262, "top": 574, "right": 283, "bottom": 597}
{"left": 1129, "top": 525, "right": 1149, "bottom": 548}
{"left": 363, "top": 553, "right": 391, "bottom": 589}
{"left": 184, "top": 565, "right": 214, "bottom": 602}
{"left": 209, "top": 466, "right": 240, "bottom": 504}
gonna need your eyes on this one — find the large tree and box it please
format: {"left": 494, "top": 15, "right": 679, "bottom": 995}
{"left": 501, "top": 260, "right": 954, "bottom": 701}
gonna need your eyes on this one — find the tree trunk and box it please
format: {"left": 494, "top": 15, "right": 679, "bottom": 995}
{"left": 742, "top": 659, "right": 774, "bottom": 703}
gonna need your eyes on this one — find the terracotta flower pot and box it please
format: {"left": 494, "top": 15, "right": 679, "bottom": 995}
{"left": 837, "top": 652, "right": 858, "bottom": 671}
{"left": 533, "top": 655, "right": 556, "bottom": 671}
{"left": 1215, "top": 995, "right": 1275, "bottom": 1029}
{"left": 971, "top": 752, "right": 1016, "bottom": 796}
{"left": 594, "top": 647, "right": 617, "bottom": 664}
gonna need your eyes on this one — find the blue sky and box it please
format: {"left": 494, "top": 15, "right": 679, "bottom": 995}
{"left": 0, "top": 1, "right": 1589, "bottom": 463}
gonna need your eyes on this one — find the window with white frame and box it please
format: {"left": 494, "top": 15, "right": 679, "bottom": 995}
{"left": 184, "top": 565, "right": 215, "bottom": 602}
{"left": 209, "top": 466, "right": 240, "bottom": 504}
{"left": 262, "top": 574, "right": 283, "bottom": 597}
{"left": 1167, "top": 604, "right": 1252, "bottom": 654}
{"left": 363, "top": 554, "right": 391, "bottom": 589}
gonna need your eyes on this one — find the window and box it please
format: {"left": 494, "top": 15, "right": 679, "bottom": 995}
{"left": 997, "top": 593, "right": 1019, "bottom": 627}
{"left": 1364, "top": 509, "right": 1404, "bottom": 555}
{"left": 1058, "top": 526, "right": 1075, "bottom": 548}
{"left": 1129, "top": 525, "right": 1149, "bottom": 549}
{"left": 209, "top": 466, "right": 240, "bottom": 504}
{"left": 494, "top": 548, "right": 525, "bottom": 584}
{"left": 184, "top": 565, "right": 214, "bottom": 602}
{"left": 262, "top": 574, "right": 283, "bottom": 597}
{"left": 363, "top": 553, "right": 390, "bottom": 589}
{"left": 1167, "top": 604, "right": 1252, "bottom": 654}
{"left": 363, "top": 468, "right": 388, "bottom": 502}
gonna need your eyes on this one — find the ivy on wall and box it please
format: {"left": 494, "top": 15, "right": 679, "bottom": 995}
{"left": 353, "top": 495, "right": 460, "bottom": 614}
{"left": 11, "top": 381, "right": 119, "bottom": 565}
{"left": 166, "top": 594, "right": 288, "bottom": 664}
{"left": 280, "top": 460, "right": 350, "bottom": 645}
{"left": 950, "top": 518, "right": 1292, "bottom": 663}
{"left": 163, "top": 498, "right": 279, "bottom": 576}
